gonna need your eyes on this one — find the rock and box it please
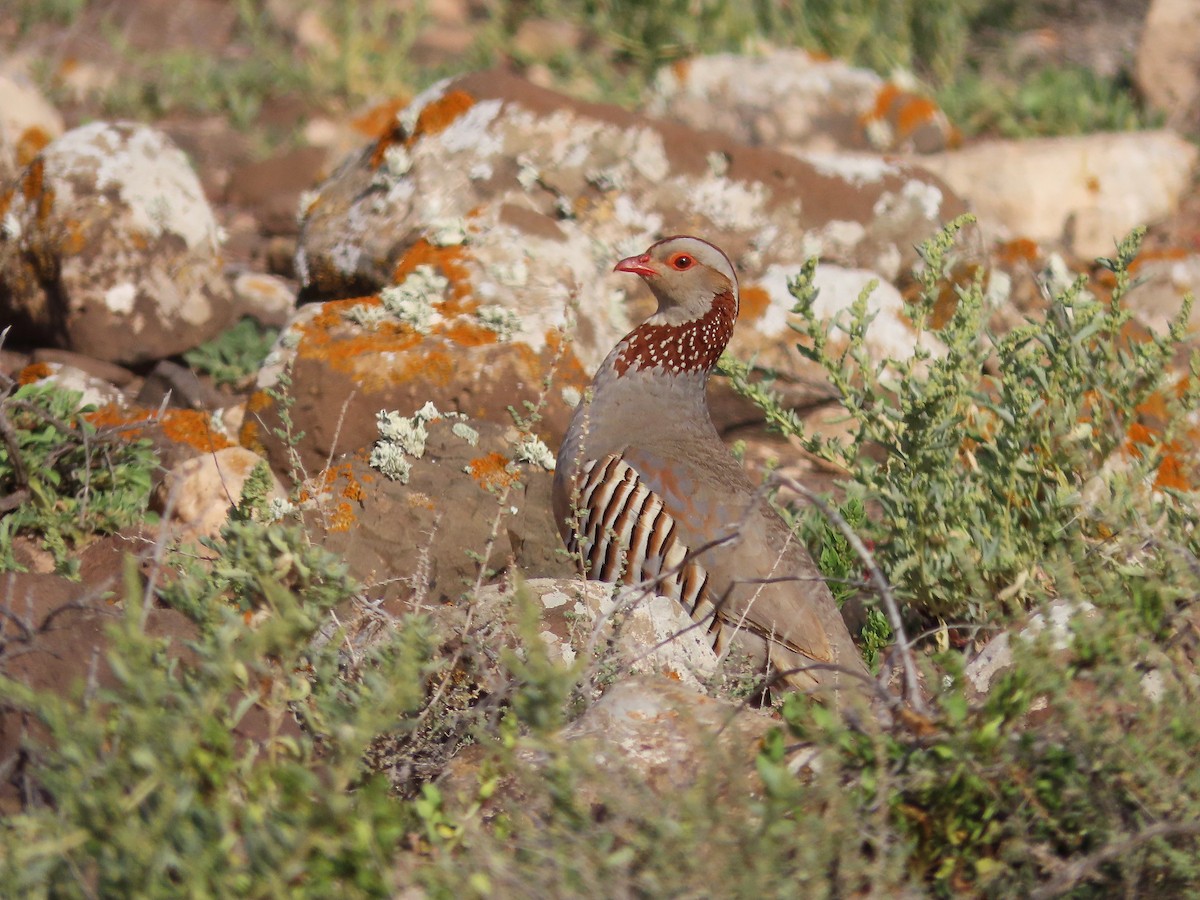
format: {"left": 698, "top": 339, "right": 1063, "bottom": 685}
{"left": 0, "top": 121, "right": 234, "bottom": 365}
{"left": 293, "top": 69, "right": 965, "bottom": 430}
{"left": 645, "top": 51, "right": 956, "bottom": 155}
{"left": 0, "top": 69, "right": 64, "bottom": 184}
{"left": 561, "top": 676, "right": 774, "bottom": 789}
{"left": 225, "top": 145, "right": 331, "bottom": 236}
{"left": 136, "top": 359, "right": 227, "bottom": 410}
{"left": 917, "top": 131, "right": 1199, "bottom": 259}
{"left": 437, "top": 676, "right": 775, "bottom": 818}
{"left": 84, "top": 401, "right": 241, "bottom": 476}
{"left": 29, "top": 349, "right": 136, "bottom": 388}
{"left": 472, "top": 577, "right": 720, "bottom": 690}
{"left": 231, "top": 271, "right": 296, "bottom": 328}
{"left": 280, "top": 416, "right": 571, "bottom": 613}
{"left": 964, "top": 600, "right": 1097, "bottom": 696}
{"left": 1121, "top": 251, "right": 1200, "bottom": 335}
{"left": 242, "top": 291, "right": 590, "bottom": 477}
{"left": 1135, "top": 0, "right": 1200, "bottom": 129}
{"left": 155, "top": 447, "right": 286, "bottom": 545}
{"left": 12, "top": 358, "right": 127, "bottom": 410}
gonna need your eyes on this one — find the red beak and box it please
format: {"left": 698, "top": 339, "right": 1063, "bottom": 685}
{"left": 614, "top": 253, "right": 657, "bottom": 278}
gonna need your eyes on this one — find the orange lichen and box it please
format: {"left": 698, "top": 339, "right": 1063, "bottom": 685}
{"left": 1124, "top": 381, "right": 1199, "bottom": 491}
{"left": 467, "top": 452, "right": 518, "bottom": 492}
{"left": 392, "top": 240, "right": 473, "bottom": 301}
{"left": 21, "top": 158, "right": 44, "bottom": 203}
{"left": 1085, "top": 175, "right": 1101, "bottom": 193}
{"left": 84, "top": 404, "right": 233, "bottom": 452}
{"left": 738, "top": 285, "right": 772, "bottom": 323}
{"left": 894, "top": 96, "right": 940, "bottom": 137}
{"left": 405, "top": 90, "right": 477, "bottom": 146}
{"left": 328, "top": 502, "right": 357, "bottom": 533}
{"left": 17, "top": 362, "right": 53, "bottom": 385}
{"left": 62, "top": 219, "right": 88, "bottom": 255}
{"left": 863, "top": 83, "right": 901, "bottom": 125}
{"left": 996, "top": 237, "right": 1041, "bottom": 267}
{"left": 246, "top": 390, "right": 274, "bottom": 413}
{"left": 353, "top": 97, "right": 409, "bottom": 139}
{"left": 16, "top": 125, "right": 52, "bottom": 167}
{"left": 441, "top": 319, "right": 499, "bottom": 347}
{"left": 161, "top": 410, "right": 235, "bottom": 452}
{"left": 543, "top": 328, "right": 590, "bottom": 388}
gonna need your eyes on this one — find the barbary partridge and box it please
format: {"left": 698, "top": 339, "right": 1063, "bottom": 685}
{"left": 553, "top": 235, "right": 870, "bottom": 701}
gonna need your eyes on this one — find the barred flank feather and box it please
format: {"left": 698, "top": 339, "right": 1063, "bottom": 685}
{"left": 571, "top": 455, "right": 722, "bottom": 644}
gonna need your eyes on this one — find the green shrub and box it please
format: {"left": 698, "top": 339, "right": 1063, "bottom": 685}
{"left": 0, "top": 526, "right": 440, "bottom": 895}
{"left": 0, "top": 381, "right": 157, "bottom": 576}
{"left": 726, "top": 217, "right": 1198, "bottom": 624}
{"left": 182, "top": 318, "right": 281, "bottom": 388}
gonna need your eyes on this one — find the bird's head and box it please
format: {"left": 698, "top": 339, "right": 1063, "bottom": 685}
{"left": 615, "top": 235, "right": 739, "bottom": 324}
{"left": 608, "top": 235, "right": 739, "bottom": 378}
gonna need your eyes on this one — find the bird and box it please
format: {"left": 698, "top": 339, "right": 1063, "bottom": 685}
{"left": 553, "top": 235, "right": 871, "bottom": 703}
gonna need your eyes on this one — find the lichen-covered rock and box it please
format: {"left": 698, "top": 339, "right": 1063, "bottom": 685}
{"left": 285, "top": 416, "right": 570, "bottom": 613}
{"left": 0, "top": 69, "right": 63, "bottom": 184}
{"left": 918, "top": 131, "right": 1199, "bottom": 259}
{"left": 242, "top": 284, "right": 589, "bottom": 477}
{"left": 437, "top": 675, "right": 775, "bottom": 819}
{"left": 296, "top": 69, "right": 965, "bottom": 382}
{"left": 1121, "top": 251, "right": 1200, "bottom": 336}
{"left": 472, "top": 577, "right": 720, "bottom": 690}
{"left": 645, "top": 51, "right": 956, "bottom": 155}
{"left": 0, "top": 121, "right": 234, "bottom": 364}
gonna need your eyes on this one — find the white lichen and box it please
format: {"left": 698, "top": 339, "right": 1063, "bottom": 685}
{"left": 380, "top": 144, "right": 413, "bottom": 178}
{"left": 104, "top": 283, "right": 138, "bottom": 315}
{"left": 376, "top": 409, "right": 430, "bottom": 457}
{"left": 265, "top": 496, "right": 298, "bottom": 523}
{"left": 297, "top": 189, "right": 320, "bottom": 222}
{"left": 514, "top": 436, "right": 556, "bottom": 470}
{"left": 380, "top": 264, "right": 449, "bottom": 333}
{"left": 452, "top": 421, "right": 480, "bottom": 446}
{"left": 370, "top": 442, "right": 414, "bottom": 483}
{"left": 476, "top": 304, "right": 523, "bottom": 341}
{"left": 560, "top": 385, "right": 582, "bottom": 408}
{"left": 3, "top": 212, "right": 22, "bottom": 240}
{"left": 427, "top": 218, "right": 468, "bottom": 247}
{"left": 343, "top": 303, "right": 390, "bottom": 329}
{"left": 516, "top": 156, "right": 540, "bottom": 191}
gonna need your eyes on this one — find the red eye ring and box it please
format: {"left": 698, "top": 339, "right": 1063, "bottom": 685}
{"left": 669, "top": 254, "right": 694, "bottom": 270}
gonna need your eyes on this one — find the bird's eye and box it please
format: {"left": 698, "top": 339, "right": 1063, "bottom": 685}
{"left": 670, "top": 254, "right": 694, "bottom": 270}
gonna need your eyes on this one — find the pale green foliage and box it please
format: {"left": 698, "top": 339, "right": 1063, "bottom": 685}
{"left": 0, "top": 550, "right": 439, "bottom": 895}
{"left": 183, "top": 318, "right": 279, "bottom": 388}
{"left": 728, "top": 217, "right": 1198, "bottom": 622}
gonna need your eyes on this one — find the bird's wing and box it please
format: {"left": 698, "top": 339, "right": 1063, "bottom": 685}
{"left": 620, "top": 443, "right": 842, "bottom": 668}
{"left": 564, "top": 446, "right": 851, "bottom": 671}
{"left": 564, "top": 452, "right": 724, "bottom": 646}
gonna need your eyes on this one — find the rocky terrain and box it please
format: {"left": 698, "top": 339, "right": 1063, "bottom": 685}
{"left": 2, "top": 0, "right": 1199, "bottom": 893}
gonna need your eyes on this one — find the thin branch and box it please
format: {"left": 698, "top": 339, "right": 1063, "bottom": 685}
{"left": 772, "top": 473, "right": 928, "bottom": 716}
{"left": 1029, "top": 820, "right": 1200, "bottom": 900}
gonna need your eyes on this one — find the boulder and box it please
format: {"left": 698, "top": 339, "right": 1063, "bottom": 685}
{"left": 0, "top": 121, "right": 234, "bottom": 364}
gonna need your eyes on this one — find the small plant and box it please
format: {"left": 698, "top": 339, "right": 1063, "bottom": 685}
{"left": 0, "top": 381, "right": 156, "bottom": 576}
{"left": 183, "top": 317, "right": 280, "bottom": 388}
{"left": 727, "top": 217, "right": 1198, "bottom": 624}
{"left": 940, "top": 64, "right": 1157, "bottom": 138}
